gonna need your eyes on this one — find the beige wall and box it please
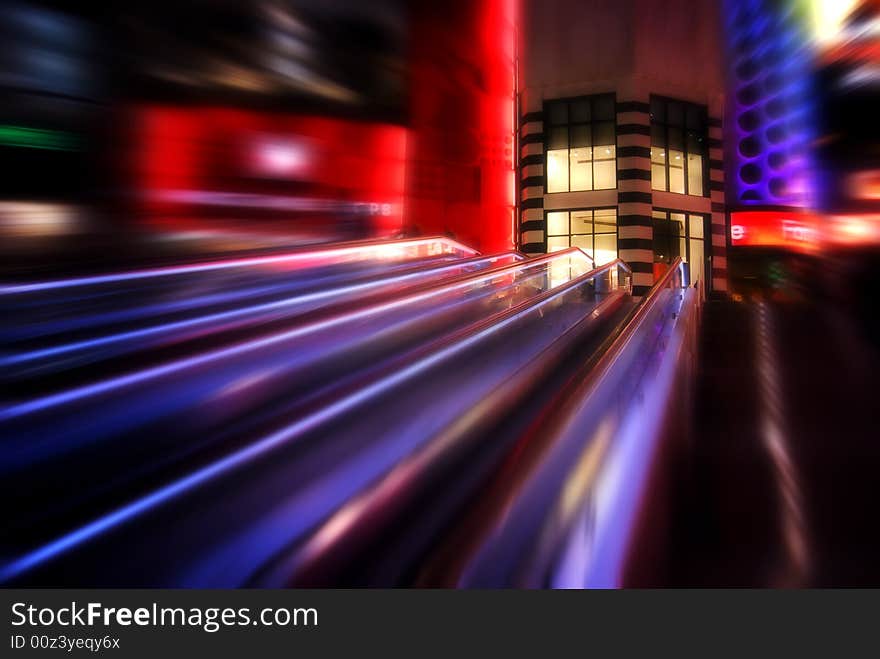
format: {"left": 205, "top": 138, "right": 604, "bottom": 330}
{"left": 520, "top": 0, "right": 724, "bottom": 112}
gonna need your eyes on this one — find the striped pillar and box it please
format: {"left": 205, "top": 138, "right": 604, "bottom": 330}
{"left": 519, "top": 110, "right": 545, "bottom": 254}
{"left": 616, "top": 100, "right": 654, "bottom": 296}
{"left": 707, "top": 116, "right": 728, "bottom": 293}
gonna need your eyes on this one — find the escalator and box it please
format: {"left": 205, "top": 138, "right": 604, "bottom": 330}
{"left": 1, "top": 237, "right": 500, "bottom": 398}
{"left": 0, "top": 236, "right": 703, "bottom": 588}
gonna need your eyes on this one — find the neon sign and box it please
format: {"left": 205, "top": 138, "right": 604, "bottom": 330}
{"left": 729, "top": 210, "right": 820, "bottom": 252}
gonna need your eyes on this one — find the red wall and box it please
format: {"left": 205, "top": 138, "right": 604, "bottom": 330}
{"left": 405, "top": 0, "right": 517, "bottom": 253}
{"left": 130, "top": 107, "right": 407, "bottom": 238}
{"left": 125, "top": 1, "right": 517, "bottom": 253}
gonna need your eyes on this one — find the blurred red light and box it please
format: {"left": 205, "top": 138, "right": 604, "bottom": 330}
{"left": 729, "top": 210, "right": 820, "bottom": 253}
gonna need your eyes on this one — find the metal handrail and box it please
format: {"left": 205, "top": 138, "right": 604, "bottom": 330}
{"left": 0, "top": 235, "right": 484, "bottom": 295}
{"left": 1, "top": 251, "right": 528, "bottom": 381}
{"left": 250, "top": 259, "right": 635, "bottom": 585}
{"left": 0, "top": 254, "right": 628, "bottom": 585}
{"left": 0, "top": 246, "right": 596, "bottom": 423}
{"left": 415, "top": 259, "right": 688, "bottom": 587}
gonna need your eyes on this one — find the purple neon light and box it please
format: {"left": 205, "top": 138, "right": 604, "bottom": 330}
{"left": 0, "top": 258, "right": 619, "bottom": 583}
{"left": 723, "top": 0, "right": 817, "bottom": 207}
{"left": 0, "top": 237, "right": 479, "bottom": 295}
{"left": 2, "top": 253, "right": 520, "bottom": 368}
{"left": 0, "top": 248, "right": 590, "bottom": 421}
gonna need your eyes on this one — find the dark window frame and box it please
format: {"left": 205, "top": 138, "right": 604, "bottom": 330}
{"left": 649, "top": 95, "right": 709, "bottom": 197}
{"left": 543, "top": 94, "right": 618, "bottom": 194}
{"left": 652, "top": 207, "right": 711, "bottom": 286}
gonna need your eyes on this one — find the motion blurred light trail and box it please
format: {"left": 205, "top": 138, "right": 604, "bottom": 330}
{"left": 0, "top": 247, "right": 586, "bottom": 421}
{"left": 1, "top": 252, "right": 520, "bottom": 370}
{"left": 0, "top": 236, "right": 710, "bottom": 590}
{"left": 0, "top": 237, "right": 477, "bottom": 295}
{"left": 0, "top": 258, "right": 626, "bottom": 584}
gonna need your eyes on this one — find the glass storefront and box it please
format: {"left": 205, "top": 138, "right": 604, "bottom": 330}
{"left": 650, "top": 97, "right": 707, "bottom": 197}
{"left": 546, "top": 207, "right": 618, "bottom": 265}
{"left": 545, "top": 95, "right": 617, "bottom": 193}
{"left": 652, "top": 209, "right": 707, "bottom": 287}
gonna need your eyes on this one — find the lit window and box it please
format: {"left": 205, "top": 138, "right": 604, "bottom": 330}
{"left": 650, "top": 97, "right": 708, "bottom": 196}
{"left": 547, "top": 150, "right": 569, "bottom": 193}
{"left": 651, "top": 135, "right": 667, "bottom": 190}
{"left": 544, "top": 95, "right": 617, "bottom": 193}
{"left": 571, "top": 209, "right": 592, "bottom": 234}
{"left": 688, "top": 213, "right": 704, "bottom": 239}
{"left": 547, "top": 211, "right": 569, "bottom": 235}
{"left": 547, "top": 235, "right": 569, "bottom": 252}
{"left": 689, "top": 235, "right": 705, "bottom": 285}
{"left": 594, "top": 152, "right": 616, "bottom": 190}
{"left": 571, "top": 234, "right": 592, "bottom": 252}
{"left": 594, "top": 233, "right": 618, "bottom": 267}
{"left": 545, "top": 208, "right": 618, "bottom": 265}
{"left": 570, "top": 147, "right": 592, "bottom": 190}
{"left": 669, "top": 151, "right": 685, "bottom": 194}
{"left": 688, "top": 153, "right": 704, "bottom": 197}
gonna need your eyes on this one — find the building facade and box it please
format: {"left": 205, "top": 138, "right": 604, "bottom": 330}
{"left": 518, "top": 0, "right": 728, "bottom": 296}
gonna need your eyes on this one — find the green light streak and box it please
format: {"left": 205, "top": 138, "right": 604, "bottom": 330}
{"left": 0, "top": 125, "right": 82, "bottom": 151}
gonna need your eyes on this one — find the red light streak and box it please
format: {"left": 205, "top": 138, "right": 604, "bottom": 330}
{"left": 729, "top": 210, "right": 820, "bottom": 253}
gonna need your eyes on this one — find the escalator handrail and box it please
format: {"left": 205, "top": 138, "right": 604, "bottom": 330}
{"left": 0, "top": 247, "right": 592, "bottom": 421}
{"left": 265, "top": 269, "right": 633, "bottom": 585}
{"left": 0, "top": 257, "right": 630, "bottom": 584}
{"left": 0, "top": 236, "right": 483, "bottom": 295}
{"left": 2, "top": 251, "right": 525, "bottom": 373}
{"left": 416, "top": 258, "right": 684, "bottom": 586}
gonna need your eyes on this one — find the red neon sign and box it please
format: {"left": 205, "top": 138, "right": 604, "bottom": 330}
{"left": 729, "top": 210, "right": 820, "bottom": 252}
{"left": 130, "top": 107, "right": 408, "bottom": 238}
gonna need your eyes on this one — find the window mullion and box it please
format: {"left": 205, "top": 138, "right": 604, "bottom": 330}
{"left": 568, "top": 211, "right": 572, "bottom": 247}
{"left": 683, "top": 136, "right": 689, "bottom": 195}
{"left": 591, "top": 210, "right": 596, "bottom": 255}
{"left": 704, "top": 138, "right": 709, "bottom": 197}
{"left": 567, "top": 124, "right": 571, "bottom": 193}
{"left": 685, "top": 214, "right": 690, "bottom": 263}
{"left": 591, "top": 117, "right": 596, "bottom": 192}
{"left": 665, "top": 120, "right": 670, "bottom": 193}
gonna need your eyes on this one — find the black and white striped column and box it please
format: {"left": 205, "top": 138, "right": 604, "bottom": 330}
{"left": 616, "top": 100, "right": 654, "bottom": 296}
{"left": 707, "top": 116, "right": 728, "bottom": 293}
{"left": 519, "top": 110, "right": 545, "bottom": 254}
